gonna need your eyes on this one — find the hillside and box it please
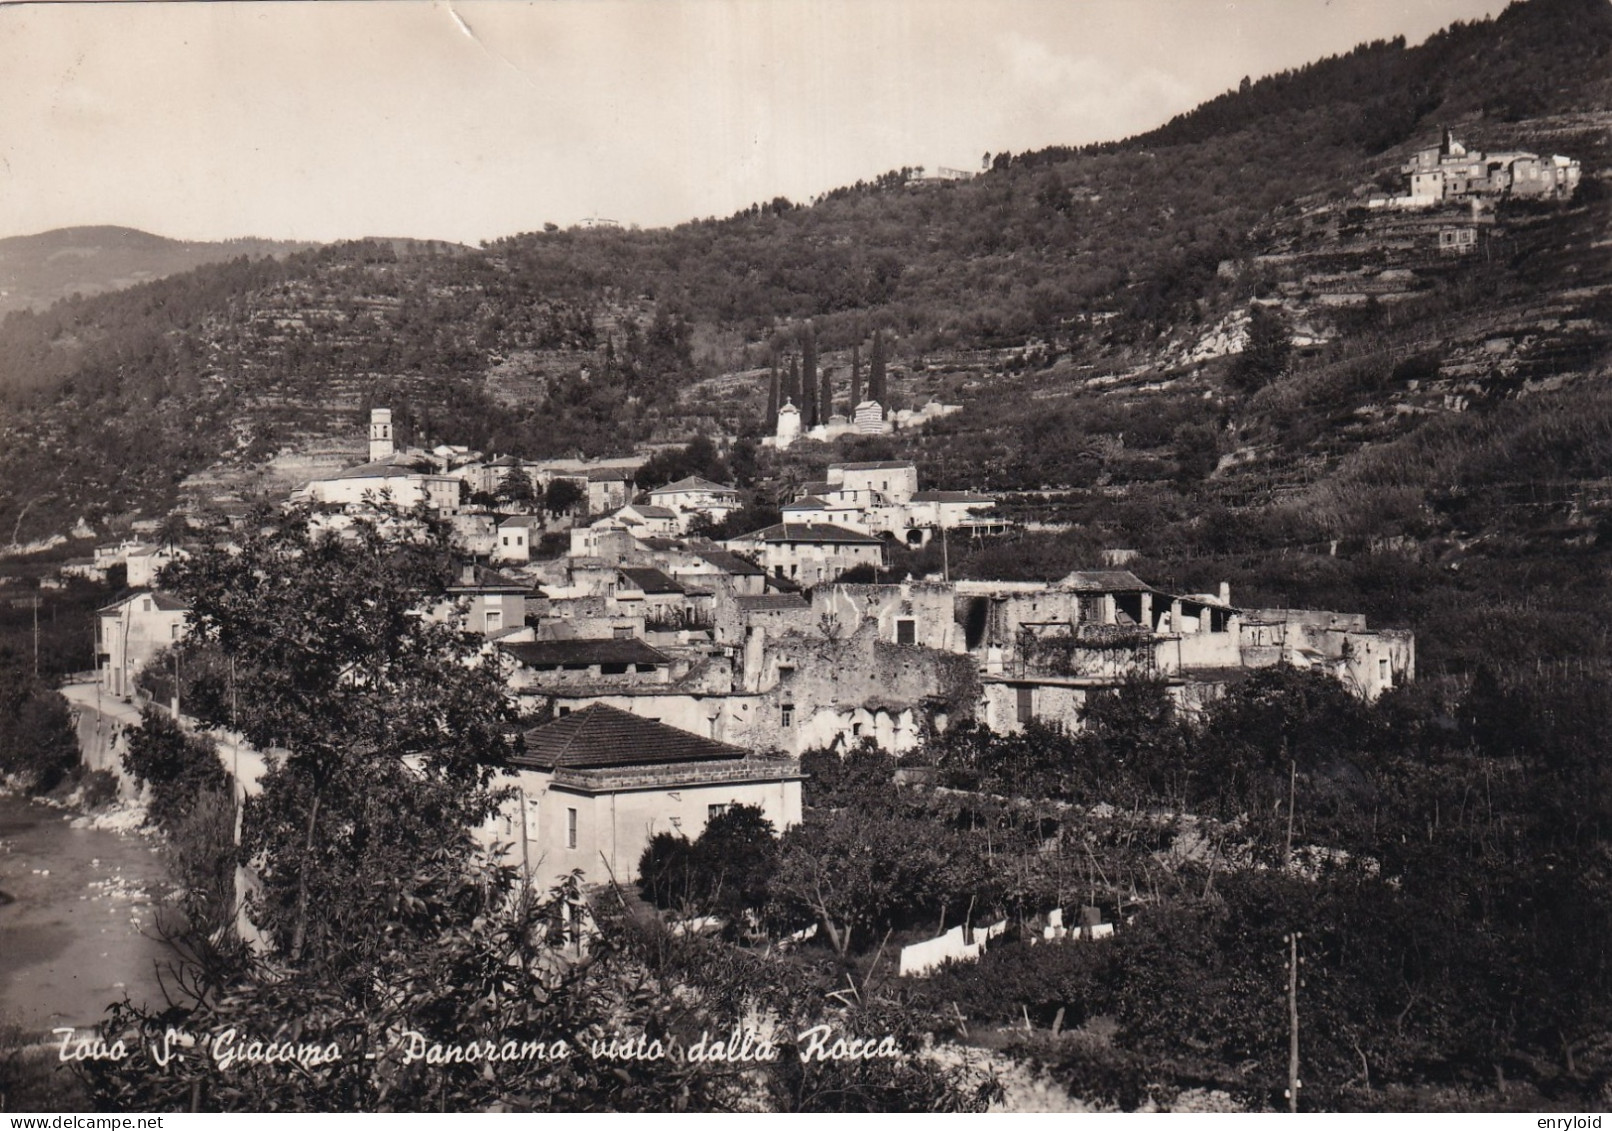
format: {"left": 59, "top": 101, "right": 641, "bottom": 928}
{"left": 0, "top": 226, "right": 316, "bottom": 316}
{"left": 0, "top": 0, "right": 1608, "bottom": 677}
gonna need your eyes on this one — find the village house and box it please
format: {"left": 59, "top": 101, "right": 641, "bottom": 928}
{"left": 501, "top": 637, "right": 677, "bottom": 699}
{"left": 439, "top": 564, "right": 532, "bottom": 637}
{"left": 826, "top": 460, "right": 919, "bottom": 504}
{"left": 725, "top": 523, "right": 888, "bottom": 586}
{"left": 645, "top": 476, "right": 741, "bottom": 532}
{"left": 585, "top": 467, "right": 635, "bottom": 514}
{"left": 96, "top": 590, "right": 189, "bottom": 699}
{"left": 483, "top": 705, "right": 803, "bottom": 887}
{"left": 495, "top": 514, "right": 545, "bottom": 563}
{"left": 1371, "top": 128, "right": 1581, "bottom": 209}
{"left": 612, "top": 504, "right": 681, "bottom": 539}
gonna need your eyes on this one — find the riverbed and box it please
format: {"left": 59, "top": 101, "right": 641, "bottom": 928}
{"left": 0, "top": 790, "right": 175, "bottom": 1039}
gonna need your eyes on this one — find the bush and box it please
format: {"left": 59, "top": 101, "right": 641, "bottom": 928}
{"left": 0, "top": 675, "right": 80, "bottom": 794}
{"left": 121, "top": 708, "right": 227, "bottom": 831}
{"left": 77, "top": 768, "right": 120, "bottom": 810}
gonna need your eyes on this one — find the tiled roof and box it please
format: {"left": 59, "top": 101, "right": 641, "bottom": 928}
{"left": 498, "top": 514, "right": 545, "bottom": 527}
{"left": 502, "top": 638, "right": 669, "bottom": 667}
{"left": 695, "top": 550, "right": 765, "bottom": 576}
{"left": 618, "top": 567, "right": 685, "bottom": 595}
{"left": 730, "top": 523, "right": 884, "bottom": 545}
{"left": 829, "top": 461, "right": 916, "bottom": 472}
{"left": 625, "top": 504, "right": 678, "bottom": 519}
{"left": 800, "top": 481, "right": 832, "bottom": 496}
{"left": 586, "top": 467, "right": 635, "bottom": 482}
{"left": 98, "top": 589, "right": 188, "bottom": 614}
{"left": 1060, "top": 570, "right": 1150, "bottom": 592}
{"left": 736, "top": 594, "right": 812, "bottom": 613}
{"left": 518, "top": 704, "right": 750, "bottom": 770}
{"left": 648, "top": 476, "right": 738, "bottom": 495}
{"left": 782, "top": 496, "right": 829, "bottom": 509}
{"left": 334, "top": 460, "right": 428, "bottom": 480}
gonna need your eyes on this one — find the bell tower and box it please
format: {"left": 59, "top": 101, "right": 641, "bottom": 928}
{"left": 369, "top": 407, "right": 394, "bottom": 462}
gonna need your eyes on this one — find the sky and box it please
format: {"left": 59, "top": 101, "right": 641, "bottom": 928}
{"left": 0, "top": 0, "right": 1507, "bottom": 245}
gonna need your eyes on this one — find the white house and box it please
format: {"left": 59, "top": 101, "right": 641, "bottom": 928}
{"left": 496, "top": 515, "right": 545, "bottom": 563}
{"left": 826, "top": 460, "right": 919, "bottom": 504}
{"left": 481, "top": 705, "right": 803, "bottom": 887}
{"left": 646, "top": 476, "right": 741, "bottom": 532}
{"left": 96, "top": 590, "right": 189, "bottom": 699}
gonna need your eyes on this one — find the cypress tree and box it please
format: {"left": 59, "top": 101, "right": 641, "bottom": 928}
{"left": 869, "top": 330, "right": 887, "bottom": 406}
{"left": 801, "top": 323, "right": 818, "bottom": 428}
{"left": 766, "top": 353, "right": 779, "bottom": 420}
{"left": 850, "top": 344, "right": 862, "bottom": 408}
{"left": 788, "top": 355, "right": 801, "bottom": 408}
{"left": 820, "top": 356, "right": 833, "bottom": 423}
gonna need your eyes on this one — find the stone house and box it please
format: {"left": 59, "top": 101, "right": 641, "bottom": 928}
{"left": 725, "top": 522, "right": 888, "bottom": 586}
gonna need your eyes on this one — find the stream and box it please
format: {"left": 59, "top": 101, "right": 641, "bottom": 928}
{"left": 0, "top": 791, "right": 175, "bottom": 1039}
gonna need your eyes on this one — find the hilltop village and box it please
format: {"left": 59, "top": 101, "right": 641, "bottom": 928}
{"left": 89, "top": 404, "right": 1413, "bottom": 885}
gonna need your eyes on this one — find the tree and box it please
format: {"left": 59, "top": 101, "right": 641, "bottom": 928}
{"left": 0, "top": 674, "right": 79, "bottom": 794}
{"left": 161, "top": 503, "right": 518, "bottom": 964}
{"left": 497, "top": 467, "right": 538, "bottom": 509}
{"left": 766, "top": 353, "right": 780, "bottom": 421}
{"left": 801, "top": 324, "right": 818, "bottom": 428}
{"left": 543, "top": 476, "right": 584, "bottom": 517}
{"left": 868, "top": 330, "right": 887, "bottom": 405}
{"left": 121, "top": 706, "right": 228, "bottom": 830}
{"left": 1229, "top": 304, "right": 1292, "bottom": 394}
{"left": 849, "top": 344, "right": 862, "bottom": 408}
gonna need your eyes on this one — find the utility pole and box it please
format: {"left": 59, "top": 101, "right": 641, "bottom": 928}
{"left": 1285, "top": 931, "right": 1303, "bottom": 1112}
{"left": 1284, "top": 753, "right": 1297, "bottom": 871}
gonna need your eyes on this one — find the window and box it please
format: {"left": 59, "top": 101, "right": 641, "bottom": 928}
{"left": 781, "top": 703, "right": 794, "bottom": 728}
{"left": 566, "top": 807, "right": 578, "bottom": 849}
{"left": 1016, "top": 686, "right": 1035, "bottom": 725}
{"left": 708, "top": 803, "right": 730, "bottom": 821}
{"left": 484, "top": 609, "right": 502, "bottom": 632}
{"left": 852, "top": 722, "right": 862, "bottom": 737}
{"left": 502, "top": 536, "right": 509, "bottom": 546}
{"left": 612, "top": 625, "right": 634, "bottom": 639}
{"left": 1379, "top": 657, "right": 1391, "bottom": 685}
{"left": 896, "top": 618, "right": 916, "bottom": 645}
{"left": 557, "top": 706, "right": 571, "bottom": 716}
{"left": 777, "top": 664, "right": 795, "bottom": 679}
{"left": 170, "top": 624, "right": 181, "bottom": 639}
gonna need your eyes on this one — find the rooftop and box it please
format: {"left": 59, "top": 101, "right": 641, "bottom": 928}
{"left": 618, "top": 567, "right": 685, "bottom": 595}
{"left": 730, "top": 523, "right": 885, "bottom": 545}
{"left": 502, "top": 638, "right": 670, "bottom": 667}
{"left": 1059, "top": 570, "right": 1150, "bottom": 592}
{"left": 830, "top": 461, "right": 916, "bottom": 472}
{"left": 694, "top": 550, "right": 765, "bottom": 576}
{"left": 518, "top": 703, "right": 757, "bottom": 771}
{"left": 623, "top": 504, "right": 678, "bottom": 520}
{"left": 736, "top": 593, "right": 812, "bottom": 613}
{"left": 98, "top": 589, "right": 188, "bottom": 614}
{"left": 648, "top": 476, "right": 738, "bottom": 495}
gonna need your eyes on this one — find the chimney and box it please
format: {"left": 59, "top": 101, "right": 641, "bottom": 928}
{"left": 1218, "top": 581, "right": 1231, "bottom": 606}
{"left": 461, "top": 563, "right": 477, "bottom": 586}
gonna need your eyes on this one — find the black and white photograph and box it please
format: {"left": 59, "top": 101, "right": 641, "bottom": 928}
{"left": 0, "top": 0, "right": 1608, "bottom": 1115}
